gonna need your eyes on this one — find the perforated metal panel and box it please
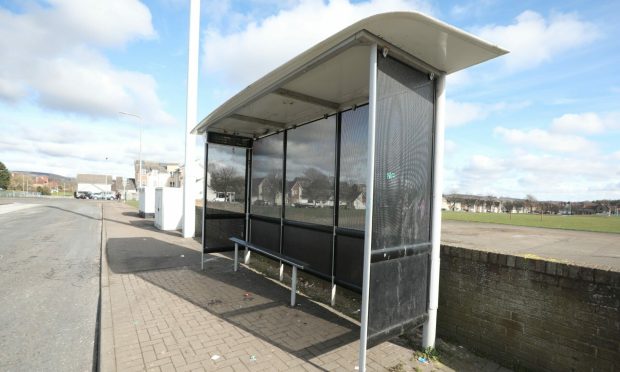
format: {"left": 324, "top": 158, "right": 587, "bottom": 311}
{"left": 367, "top": 55, "right": 434, "bottom": 344}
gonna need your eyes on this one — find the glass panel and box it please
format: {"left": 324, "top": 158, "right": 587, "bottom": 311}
{"left": 338, "top": 106, "right": 368, "bottom": 230}
{"left": 285, "top": 117, "right": 336, "bottom": 225}
{"left": 250, "top": 132, "right": 283, "bottom": 218}
{"left": 206, "top": 143, "right": 246, "bottom": 215}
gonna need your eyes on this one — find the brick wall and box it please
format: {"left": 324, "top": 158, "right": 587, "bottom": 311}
{"left": 438, "top": 245, "right": 620, "bottom": 371}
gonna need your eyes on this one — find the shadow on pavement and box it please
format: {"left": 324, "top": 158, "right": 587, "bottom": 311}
{"left": 106, "top": 237, "right": 357, "bottom": 370}
{"left": 107, "top": 237, "right": 200, "bottom": 273}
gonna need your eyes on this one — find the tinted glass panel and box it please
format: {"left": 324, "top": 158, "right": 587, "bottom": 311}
{"left": 204, "top": 218, "right": 245, "bottom": 252}
{"left": 206, "top": 143, "right": 246, "bottom": 215}
{"left": 251, "top": 133, "right": 283, "bottom": 218}
{"left": 285, "top": 117, "right": 336, "bottom": 225}
{"left": 338, "top": 106, "right": 368, "bottom": 230}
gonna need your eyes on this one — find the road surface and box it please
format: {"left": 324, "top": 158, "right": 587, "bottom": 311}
{"left": 0, "top": 198, "right": 101, "bottom": 371}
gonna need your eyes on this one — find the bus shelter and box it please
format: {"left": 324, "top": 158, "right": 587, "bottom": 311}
{"left": 192, "top": 11, "right": 506, "bottom": 371}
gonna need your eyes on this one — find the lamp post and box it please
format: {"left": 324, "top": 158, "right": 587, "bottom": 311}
{"left": 119, "top": 111, "right": 142, "bottom": 188}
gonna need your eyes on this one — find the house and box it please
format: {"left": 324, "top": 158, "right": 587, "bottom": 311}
{"left": 134, "top": 160, "right": 180, "bottom": 188}
{"left": 76, "top": 174, "right": 112, "bottom": 193}
{"left": 353, "top": 192, "right": 366, "bottom": 210}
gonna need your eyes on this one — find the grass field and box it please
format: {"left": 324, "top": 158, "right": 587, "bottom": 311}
{"left": 125, "top": 199, "right": 139, "bottom": 209}
{"left": 442, "top": 211, "right": 620, "bottom": 234}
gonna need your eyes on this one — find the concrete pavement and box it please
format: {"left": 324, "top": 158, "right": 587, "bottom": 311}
{"left": 0, "top": 198, "right": 101, "bottom": 372}
{"left": 100, "top": 202, "right": 508, "bottom": 371}
{"left": 442, "top": 220, "right": 620, "bottom": 271}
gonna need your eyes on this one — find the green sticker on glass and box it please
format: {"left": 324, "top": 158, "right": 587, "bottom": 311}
{"left": 386, "top": 172, "right": 396, "bottom": 180}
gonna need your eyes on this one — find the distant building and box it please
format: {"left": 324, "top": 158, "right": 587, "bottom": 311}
{"left": 134, "top": 160, "right": 180, "bottom": 188}
{"left": 76, "top": 174, "right": 112, "bottom": 193}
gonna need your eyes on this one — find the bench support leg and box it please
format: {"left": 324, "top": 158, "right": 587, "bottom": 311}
{"left": 234, "top": 243, "right": 238, "bottom": 272}
{"left": 331, "top": 283, "right": 337, "bottom": 307}
{"left": 279, "top": 263, "right": 284, "bottom": 281}
{"left": 290, "top": 266, "right": 297, "bottom": 307}
{"left": 244, "top": 249, "right": 251, "bottom": 264}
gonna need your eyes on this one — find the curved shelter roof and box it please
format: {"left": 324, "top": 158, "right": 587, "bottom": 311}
{"left": 193, "top": 11, "right": 507, "bottom": 138}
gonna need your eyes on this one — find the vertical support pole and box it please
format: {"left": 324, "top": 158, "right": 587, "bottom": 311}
{"left": 359, "top": 44, "right": 378, "bottom": 372}
{"left": 201, "top": 140, "right": 208, "bottom": 270}
{"left": 423, "top": 74, "right": 446, "bottom": 348}
{"left": 234, "top": 243, "right": 239, "bottom": 272}
{"left": 245, "top": 147, "right": 252, "bottom": 266}
{"left": 279, "top": 263, "right": 284, "bottom": 281}
{"left": 331, "top": 112, "right": 342, "bottom": 308}
{"left": 245, "top": 148, "right": 252, "bottom": 241}
{"left": 182, "top": 0, "right": 201, "bottom": 238}
{"left": 290, "top": 266, "right": 297, "bottom": 307}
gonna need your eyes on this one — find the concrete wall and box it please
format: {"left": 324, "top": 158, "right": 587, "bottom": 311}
{"left": 438, "top": 245, "right": 619, "bottom": 372}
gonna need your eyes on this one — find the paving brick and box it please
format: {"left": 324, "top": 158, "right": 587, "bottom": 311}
{"left": 101, "top": 203, "right": 499, "bottom": 372}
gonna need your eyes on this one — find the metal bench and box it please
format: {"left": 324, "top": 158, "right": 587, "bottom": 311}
{"left": 229, "top": 237, "right": 308, "bottom": 306}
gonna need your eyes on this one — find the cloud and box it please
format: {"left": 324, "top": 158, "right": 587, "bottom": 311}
{"left": 494, "top": 127, "right": 594, "bottom": 153}
{"left": 0, "top": 111, "right": 191, "bottom": 178}
{"left": 550, "top": 112, "right": 620, "bottom": 135}
{"left": 476, "top": 11, "right": 600, "bottom": 72}
{"left": 202, "top": 0, "right": 433, "bottom": 90}
{"left": 448, "top": 151, "right": 620, "bottom": 200}
{"left": 0, "top": 1, "right": 175, "bottom": 125}
{"left": 446, "top": 99, "right": 530, "bottom": 128}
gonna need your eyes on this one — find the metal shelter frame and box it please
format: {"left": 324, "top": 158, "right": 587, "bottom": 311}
{"left": 193, "top": 12, "right": 506, "bottom": 371}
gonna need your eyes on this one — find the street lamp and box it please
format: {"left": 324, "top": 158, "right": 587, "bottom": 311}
{"left": 118, "top": 111, "right": 142, "bottom": 188}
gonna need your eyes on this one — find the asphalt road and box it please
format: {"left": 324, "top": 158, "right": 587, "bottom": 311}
{"left": 0, "top": 198, "right": 101, "bottom": 372}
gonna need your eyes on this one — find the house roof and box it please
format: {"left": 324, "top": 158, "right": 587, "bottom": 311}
{"left": 192, "top": 11, "right": 507, "bottom": 139}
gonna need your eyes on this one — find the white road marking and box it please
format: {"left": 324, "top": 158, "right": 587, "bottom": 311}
{"left": 0, "top": 203, "right": 40, "bottom": 215}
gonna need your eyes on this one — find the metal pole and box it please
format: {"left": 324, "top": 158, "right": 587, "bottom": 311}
{"left": 201, "top": 139, "right": 208, "bottom": 270}
{"left": 423, "top": 73, "right": 446, "bottom": 348}
{"left": 358, "top": 44, "right": 378, "bottom": 372}
{"left": 182, "top": 0, "right": 200, "bottom": 238}
{"left": 139, "top": 123, "right": 142, "bottom": 188}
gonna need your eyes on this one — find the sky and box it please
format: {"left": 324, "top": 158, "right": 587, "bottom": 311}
{"left": 0, "top": 0, "right": 618, "bottom": 201}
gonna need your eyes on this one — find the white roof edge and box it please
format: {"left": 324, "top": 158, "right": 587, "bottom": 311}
{"left": 193, "top": 11, "right": 508, "bottom": 134}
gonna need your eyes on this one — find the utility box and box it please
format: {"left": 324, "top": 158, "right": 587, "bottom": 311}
{"left": 138, "top": 187, "right": 155, "bottom": 218}
{"left": 154, "top": 187, "right": 183, "bottom": 231}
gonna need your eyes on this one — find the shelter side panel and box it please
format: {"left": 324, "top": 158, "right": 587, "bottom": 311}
{"left": 367, "top": 55, "right": 435, "bottom": 345}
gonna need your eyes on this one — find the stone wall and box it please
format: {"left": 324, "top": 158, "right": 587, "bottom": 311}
{"left": 438, "top": 245, "right": 620, "bottom": 371}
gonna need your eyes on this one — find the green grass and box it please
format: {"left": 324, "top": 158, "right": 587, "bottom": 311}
{"left": 443, "top": 211, "right": 620, "bottom": 234}
{"left": 125, "top": 199, "right": 139, "bottom": 209}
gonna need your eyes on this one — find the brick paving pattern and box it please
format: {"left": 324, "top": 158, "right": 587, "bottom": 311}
{"left": 100, "top": 203, "right": 506, "bottom": 371}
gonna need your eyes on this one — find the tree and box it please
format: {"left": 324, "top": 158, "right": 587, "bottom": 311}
{"left": 210, "top": 164, "right": 245, "bottom": 202}
{"left": 303, "top": 168, "right": 332, "bottom": 202}
{"left": 525, "top": 194, "right": 537, "bottom": 213}
{"left": 503, "top": 200, "right": 514, "bottom": 214}
{"left": 0, "top": 162, "right": 10, "bottom": 190}
{"left": 36, "top": 186, "right": 51, "bottom": 195}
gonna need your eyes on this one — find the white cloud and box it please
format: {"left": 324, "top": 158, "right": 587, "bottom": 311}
{"left": 202, "top": 0, "right": 433, "bottom": 89}
{"left": 551, "top": 112, "right": 620, "bottom": 135}
{"left": 446, "top": 99, "right": 530, "bottom": 128}
{"left": 0, "top": 1, "right": 175, "bottom": 125}
{"left": 476, "top": 11, "right": 600, "bottom": 72}
{"left": 448, "top": 151, "right": 620, "bottom": 200}
{"left": 494, "top": 127, "right": 594, "bottom": 153}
